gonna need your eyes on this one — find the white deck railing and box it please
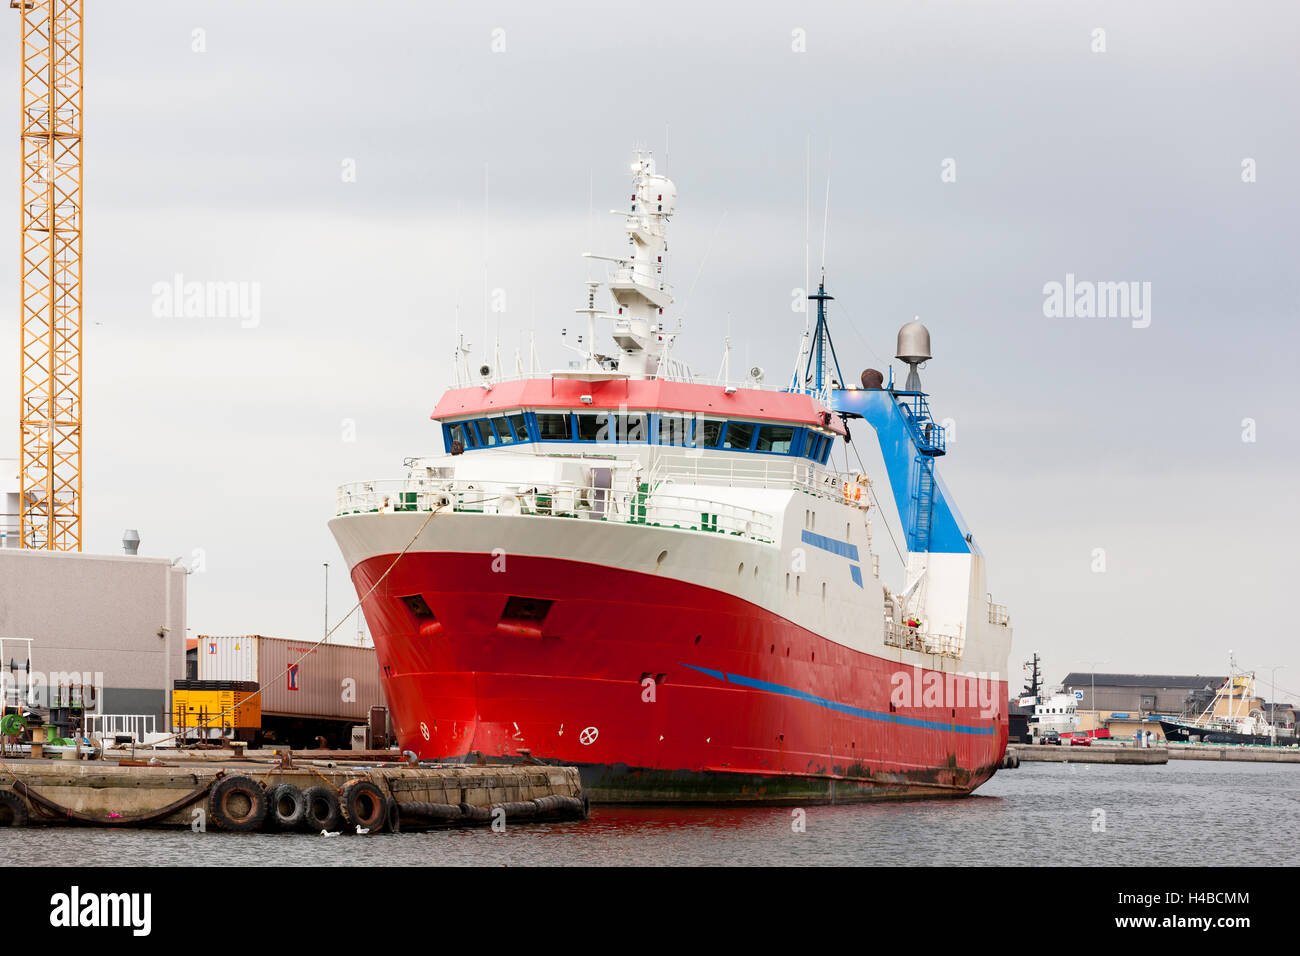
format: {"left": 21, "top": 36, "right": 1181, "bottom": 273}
{"left": 84, "top": 713, "right": 162, "bottom": 744}
{"left": 649, "top": 452, "right": 861, "bottom": 505}
{"left": 336, "top": 477, "right": 778, "bottom": 544}
{"left": 883, "top": 620, "right": 965, "bottom": 660}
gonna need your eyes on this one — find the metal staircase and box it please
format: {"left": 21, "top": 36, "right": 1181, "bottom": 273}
{"left": 908, "top": 455, "right": 935, "bottom": 553}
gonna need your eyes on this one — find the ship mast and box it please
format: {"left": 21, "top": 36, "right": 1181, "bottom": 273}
{"left": 583, "top": 151, "right": 677, "bottom": 380}
{"left": 802, "top": 277, "right": 845, "bottom": 402}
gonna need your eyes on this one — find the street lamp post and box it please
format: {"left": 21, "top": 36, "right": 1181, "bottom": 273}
{"left": 1268, "top": 665, "right": 1285, "bottom": 745}
{"left": 1076, "top": 659, "right": 1109, "bottom": 736}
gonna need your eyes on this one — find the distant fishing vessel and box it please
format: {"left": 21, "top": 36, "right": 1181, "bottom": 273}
{"left": 1159, "top": 659, "right": 1288, "bottom": 746}
{"left": 329, "top": 150, "right": 1014, "bottom": 802}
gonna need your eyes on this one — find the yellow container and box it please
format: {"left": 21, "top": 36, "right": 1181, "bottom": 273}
{"left": 172, "top": 681, "right": 261, "bottom": 731}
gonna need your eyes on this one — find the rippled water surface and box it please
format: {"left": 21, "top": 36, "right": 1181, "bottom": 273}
{"left": 4, "top": 760, "right": 1298, "bottom": 866}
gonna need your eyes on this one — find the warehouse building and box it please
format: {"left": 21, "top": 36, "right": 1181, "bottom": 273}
{"left": 0, "top": 542, "right": 187, "bottom": 739}
{"left": 1062, "top": 672, "right": 1227, "bottom": 716}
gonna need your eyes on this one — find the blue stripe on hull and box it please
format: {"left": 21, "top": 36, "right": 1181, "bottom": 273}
{"left": 680, "top": 663, "right": 997, "bottom": 736}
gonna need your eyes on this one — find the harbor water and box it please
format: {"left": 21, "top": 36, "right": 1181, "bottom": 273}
{"left": 2, "top": 760, "right": 1297, "bottom": 866}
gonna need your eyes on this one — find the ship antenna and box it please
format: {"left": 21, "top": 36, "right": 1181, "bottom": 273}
{"left": 482, "top": 164, "right": 490, "bottom": 371}
{"left": 819, "top": 157, "right": 832, "bottom": 278}
{"left": 529, "top": 291, "right": 538, "bottom": 375}
{"left": 722, "top": 316, "right": 733, "bottom": 387}
{"left": 805, "top": 135, "right": 811, "bottom": 334}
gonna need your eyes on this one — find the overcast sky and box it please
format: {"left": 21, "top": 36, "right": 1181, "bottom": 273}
{"left": 1, "top": 1, "right": 1296, "bottom": 697}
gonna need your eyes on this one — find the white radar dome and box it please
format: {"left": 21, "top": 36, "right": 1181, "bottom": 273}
{"left": 640, "top": 175, "right": 676, "bottom": 215}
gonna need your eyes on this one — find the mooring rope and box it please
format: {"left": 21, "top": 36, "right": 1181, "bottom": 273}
{"left": 10, "top": 771, "right": 222, "bottom": 827}
{"left": 152, "top": 500, "right": 450, "bottom": 749}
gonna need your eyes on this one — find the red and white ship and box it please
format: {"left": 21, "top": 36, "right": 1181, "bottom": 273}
{"left": 330, "top": 152, "right": 1012, "bottom": 802}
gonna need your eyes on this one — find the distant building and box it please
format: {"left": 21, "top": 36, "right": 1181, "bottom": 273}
{"left": 1061, "top": 673, "right": 1226, "bottom": 716}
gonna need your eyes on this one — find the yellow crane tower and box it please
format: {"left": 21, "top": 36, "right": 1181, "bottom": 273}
{"left": 13, "top": 0, "right": 82, "bottom": 550}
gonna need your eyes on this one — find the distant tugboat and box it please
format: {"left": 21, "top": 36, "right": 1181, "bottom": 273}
{"left": 1012, "top": 654, "right": 1080, "bottom": 742}
{"left": 1159, "top": 656, "right": 1287, "bottom": 746}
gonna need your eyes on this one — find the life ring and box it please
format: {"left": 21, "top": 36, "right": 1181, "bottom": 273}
{"left": 265, "top": 783, "right": 307, "bottom": 832}
{"left": 208, "top": 775, "right": 268, "bottom": 832}
{"left": 842, "top": 483, "right": 860, "bottom": 503}
{"left": 339, "top": 779, "right": 387, "bottom": 831}
{"left": 0, "top": 790, "right": 28, "bottom": 827}
{"left": 303, "top": 785, "right": 344, "bottom": 832}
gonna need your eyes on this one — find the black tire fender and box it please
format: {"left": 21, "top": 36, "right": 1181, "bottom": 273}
{"left": 339, "top": 779, "right": 386, "bottom": 831}
{"left": 265, "top": 783, "right": 307, "bottom": 832}
{"left": 0, "top": 789, "right": 28, "bottom": 827}
{"left": 208, "top": 775, "right": 267, "bottom": 832}
{"left": 302, "top": 785, "right": 344, "bottom": 832}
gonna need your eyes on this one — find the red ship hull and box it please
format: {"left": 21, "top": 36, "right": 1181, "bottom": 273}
{"left": 354, "top": 551, "right": 1009, "bottom": 803}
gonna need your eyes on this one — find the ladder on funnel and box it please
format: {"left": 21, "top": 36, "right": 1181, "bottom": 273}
{"left": 909, "top": 455, "right": 935, "bottom": 553}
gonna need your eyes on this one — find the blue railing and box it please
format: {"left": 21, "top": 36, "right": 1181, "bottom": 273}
{"left": 896, "top": 392, "right": 946, "bottom": 456}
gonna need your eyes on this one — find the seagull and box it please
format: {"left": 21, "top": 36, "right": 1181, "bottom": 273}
{"left": 320, "top": 830, "right": 340, "bottom": 837}
{"left": 355, "top": 825, "right": 370, "bottom": 835}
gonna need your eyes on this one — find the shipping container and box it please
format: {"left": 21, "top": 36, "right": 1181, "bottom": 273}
{"left": 196, "top": 635, "right": 385, "bottom": 722}
{"left": 171, "top": 679, "right": 261, "bottom": 740}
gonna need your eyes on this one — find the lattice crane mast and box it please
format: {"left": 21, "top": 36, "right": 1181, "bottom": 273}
{"left": 13, "top": 0, "right": 82, "bottom": 550}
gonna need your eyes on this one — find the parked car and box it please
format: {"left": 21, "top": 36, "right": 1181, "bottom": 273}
{"left": 1069, "top": 734, "right": 1092, "bottom": 746}
{"left": 1042, "top": 731, "right": 1061, "bottom": 745}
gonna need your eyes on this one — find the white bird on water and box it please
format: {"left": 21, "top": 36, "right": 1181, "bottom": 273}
{"left": 320, "top": 830, "right": 340, "bottom": 837}
{"left": 356, "top": 825, "right": 370, "bottom": 835}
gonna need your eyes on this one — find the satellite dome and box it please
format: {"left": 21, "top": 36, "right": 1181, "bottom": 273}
{"left": 640, "top": 174, "right": 676, "bottom": 215}
{"left": 895, "top": 319, "right": 931, "bottom": 365}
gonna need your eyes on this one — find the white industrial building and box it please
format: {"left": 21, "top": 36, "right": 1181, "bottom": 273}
{"left": 0, "top": 459, "right": 186, "bottom": 741}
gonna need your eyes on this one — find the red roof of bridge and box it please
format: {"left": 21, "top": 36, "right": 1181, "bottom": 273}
{"left": 432, "top": 377, "right": 846, "bottom": 434}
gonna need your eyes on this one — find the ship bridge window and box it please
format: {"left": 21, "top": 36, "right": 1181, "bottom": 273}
{"left": 806, "top": 433, "right": 833, "bottom": 462}
{"left": 697, "top": 419, "right": 724, "bottom": 448}
{"left": 536, "top": 413, "right": 571, "bottom": 441}
{"left": 656, "top": 414, "right": 693, "bottom": 446}
{"left": 613, "top": 413, "right": 648, "bottom": 443}
{"left": 755, "top": 425, "right": 795, "bottom": 453}
{"left": 508, "top": 414, "right": 530, "bottom": 441}
{"left": 575, "top": 413, "right": 604, "bottom": 442}
{"left": 490, "top": 417, "right": 516, "bottom": 444}
{"left": 444, "top": 414, "right": 537, "bottom": 451}
{"left": 721, "top": 421, "right": 755, "bottom": 450}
